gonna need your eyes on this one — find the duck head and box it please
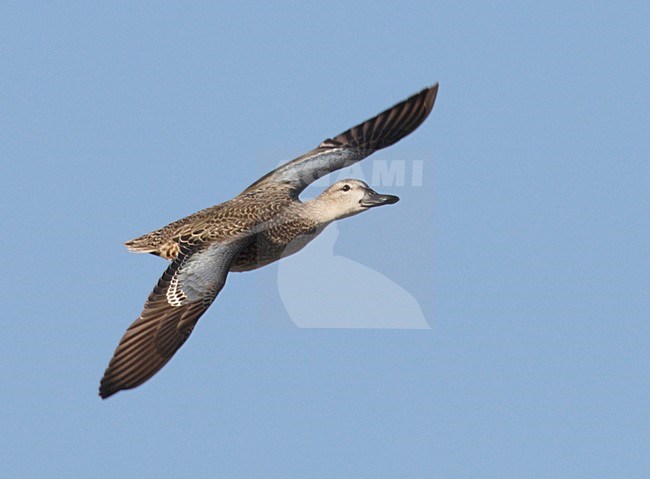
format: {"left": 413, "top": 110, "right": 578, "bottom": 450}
{"left": 311, "top": 179, "right": 399, "bottom": 222}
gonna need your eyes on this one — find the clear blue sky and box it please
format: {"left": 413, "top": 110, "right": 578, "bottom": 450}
{"left": 2, "top": 2, "right": 649, "bottom": 477}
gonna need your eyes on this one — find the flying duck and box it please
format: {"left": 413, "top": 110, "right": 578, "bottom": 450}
{"left": 99, "top": 84, "right": 439, "bottom": 398}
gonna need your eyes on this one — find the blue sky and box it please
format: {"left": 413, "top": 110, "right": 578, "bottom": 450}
{"left": 2, "top": 1, "right": 650, "bottom": 477}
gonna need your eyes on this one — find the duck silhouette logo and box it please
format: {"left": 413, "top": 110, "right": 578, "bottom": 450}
{"left": 277, "top": 223, "right": 429, "bottom": 329}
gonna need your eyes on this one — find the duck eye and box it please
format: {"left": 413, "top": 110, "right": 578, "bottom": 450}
{"left": 341, "top": 184, "right": 351, "bottom": 192}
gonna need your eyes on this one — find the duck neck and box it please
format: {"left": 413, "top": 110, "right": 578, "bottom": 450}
{"left": 300, "top": 197, "right": 338, "bottom": 227}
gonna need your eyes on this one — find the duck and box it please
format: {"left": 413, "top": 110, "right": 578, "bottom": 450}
{"left": 99, "top": 84, "right": 439, "bottom": 398}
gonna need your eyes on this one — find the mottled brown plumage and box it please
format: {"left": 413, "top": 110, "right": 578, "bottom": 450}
{"left": 100, "top": 84, "right": 439, "bottom": 399}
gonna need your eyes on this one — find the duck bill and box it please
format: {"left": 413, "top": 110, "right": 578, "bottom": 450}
{"left": 359, "top": 190, "right": 400, "bottom": 208}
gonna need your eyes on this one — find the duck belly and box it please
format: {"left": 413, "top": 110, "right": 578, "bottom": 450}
{"left": 230, "top": 226, "right": 324, "bottom": 272}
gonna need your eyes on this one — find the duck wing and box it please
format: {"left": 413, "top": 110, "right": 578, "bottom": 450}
{"left": 243, "top": 84, "right": 438, "bottom": 195}
{"left": 99, "top": 239, "right": 249, "bottom": 398}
